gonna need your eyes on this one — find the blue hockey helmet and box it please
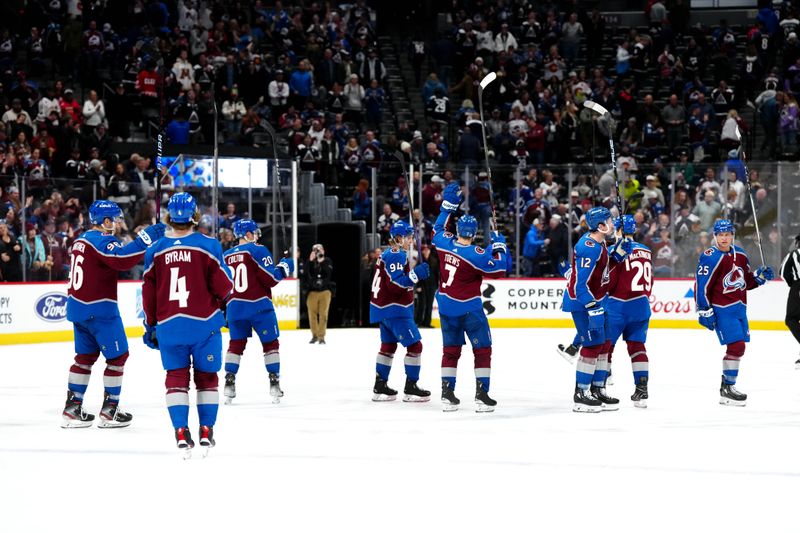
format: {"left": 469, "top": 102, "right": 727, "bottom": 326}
{"left": 88, "top": 200, "right": 123, "bottom": 226}
{"left": 585, "top": 206, "right": 613, "bottom": 232}
{"left": 713, "top": 219, "right": 735, "bottom": 235}
{"left": 456, "top": 214, "right": 479, "bottom": 239}
{"left": 167, "top": 192, "right": 197, "bottom": 223}
{"left": 614, "top": 214, "right": 636, "bottom": 235}
{"left": 389, "top": 220, "right": 413, "bottom": 239}
{"left": 233, "top": 219, "right": 260, "bottom": 239}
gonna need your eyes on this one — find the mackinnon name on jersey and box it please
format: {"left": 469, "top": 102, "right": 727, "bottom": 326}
{"left": 164, "top": 250, "right": 193, "bottom": 264}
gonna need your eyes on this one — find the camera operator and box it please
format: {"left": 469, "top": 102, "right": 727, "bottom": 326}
{"left": 305, "top": 243, "right": 334, "bottom": 344}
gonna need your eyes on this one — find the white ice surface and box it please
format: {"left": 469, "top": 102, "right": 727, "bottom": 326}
{"left": 1, "top": 327, "right": 798, "bottom": 533}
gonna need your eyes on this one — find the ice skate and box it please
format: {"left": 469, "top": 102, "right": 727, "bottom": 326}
{"left": 556, "top": 343, "right": 579, "bottom": 364}
{"left": 631, "top": 377, "right": 649, "bottom": 408}
{"left": 573, "top": 386, "right": 602, "bottom": 413}
{"left": 61, "top": 391, "right": 95, "bottom": 428}
{"left": 223, "top": 372, "right": 236, "bottom": 405}
{"left": 441, "top": 381, "right": 460, "bottom": 412}
{"left": 97, "top": 392, "right": 132, "bottom": 428}
{"left": 402, "top": 378, "right": 431, "bottom": 402}
{"left": 474, "top": 380, "right": 497, "bottom": 413}
{"left": 309, "top": 336, "right": 318, "bottom": 344}
{"left": 591, "top": 385, "right": 620, "bottom": 411}
{"left": 175, "top": 427, "right": 195, "bottom": 459}
{"left": 199, "top": 425, "right": 215, "bottom": 458}
{"left": 719, "top": 376, "right": 747, "bottom": 406}
{"left": 372, "top": 375, "right": 397, "bottom": 401}
{"left": 269, "top": 372, "right": 284, "bottom": 404}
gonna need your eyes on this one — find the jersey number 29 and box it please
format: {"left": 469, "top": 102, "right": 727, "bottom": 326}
{"left": 625, "top": 258, "right": 652, "bottom": 292}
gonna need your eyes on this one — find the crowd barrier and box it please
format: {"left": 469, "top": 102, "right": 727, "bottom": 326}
{"left": 0, "top": 278, "right": 787, "bottom": 345}
{"left": 0, "top": 280, "right": 300, "bottom": 345}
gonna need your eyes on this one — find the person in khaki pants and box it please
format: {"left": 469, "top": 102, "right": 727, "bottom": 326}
{"left": 305, "top": 244, "right": 334, "bottom": 344}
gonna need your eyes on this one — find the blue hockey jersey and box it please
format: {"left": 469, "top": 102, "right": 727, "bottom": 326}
{"left": 223, "top": 242, "right": 287, "bottom": 320}
{"left": 562, "top": 233, "right": 611, "bottom": 312}
{"left": 369, "top": 248, "right": 416, "bottom": 322}
{"left": 66, "top": 230, "right": 150, "bottom": 322}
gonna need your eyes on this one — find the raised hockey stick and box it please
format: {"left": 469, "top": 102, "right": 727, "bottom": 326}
{"left": 156, "top": 62, "right": 166, "bottom": 223}
{"left": 477, "top": 71, "right": 498, "bottom": 231}
{"left": 391, "top": 150, "right": 423, "bottom": 261}
{"left": 735, "top": 126, "right": 766, "bottom": 267}
{"left": 583, "top": 101, "right": 622, "bottom": 217}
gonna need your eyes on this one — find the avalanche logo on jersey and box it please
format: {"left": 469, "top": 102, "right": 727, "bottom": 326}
{"left": 601, "top": 263, "right": 610, "bottom": 286}
{"left": 722, "top": 265, "right": 746, "bottom": 294}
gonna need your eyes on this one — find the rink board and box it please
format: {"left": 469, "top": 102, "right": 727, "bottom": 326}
{"left": 0, "top": 278, "right": 787, "bottom": 344}
{"left": 0, "top": 280, "right": 300, "bottom": 345}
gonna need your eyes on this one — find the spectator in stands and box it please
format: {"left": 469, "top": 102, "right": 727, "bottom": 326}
{"left": 422, "top": 175, "right": 444, "bottom": 220}
{"left": 166, "top": 111, "right": 190, "bottom": 145}
{"left": 222, "top": 87, "right": 247, "bottom": 142}
{"left": 0, "top": 221, "right": 22, "bottom": 281}
{"left": 522, "top": 218, "right": 547, "bottom": 277}
{"left": 289, "top": 59, "right": 314, "bottom": 109}
{"left": 21, "top": 222, "right": 45, "bottom": 281}
{"left": 364, "top": 79, "right": 385, "bottom": 131}
{"left": 391, "top": 177, "right": 409, "bottom": 217}
{"left": 662, "top": 94, "right": 686, "bottom": 150}
{"left": 377, "top": 203, "right": 399, "bottom": 244}
{"left": 560, "top": 13, "right": 583, "bottom": 67}
{"left": 352, "top": 179, "right": 371, "bottom": 221}
{"left": 779, "top": 93, "right": 799, "bottom": 154}
{"left": 3, "top": 99, "right": 32, "bottom": 130}
{"left": 343, "top": 73, "right": 365, "bottom": 125}
{"left": 693, "top": 190, "right": 723, "bottom": 231}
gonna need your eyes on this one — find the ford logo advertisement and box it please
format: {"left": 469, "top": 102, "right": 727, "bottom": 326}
{"left": 34, "top": 293, "right": 68, "bottom": 322}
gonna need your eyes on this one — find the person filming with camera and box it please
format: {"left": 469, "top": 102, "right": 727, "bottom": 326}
{"left": 306, "top": 243, "right": 334, "bottom": 344}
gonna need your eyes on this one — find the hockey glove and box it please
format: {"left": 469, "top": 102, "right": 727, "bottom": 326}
{"left": 754, "top": 265, "right": 774, "bottom": 286}
{"left": 609, "top": 239, "right": 634, "bottom": 262}
{"left": 137, "top": 223, "right": 167, "bottom": 247}
{"left": 441, "top": 183, "right": 463, "bottom": 212}
{"left": 586, "top": 302, "right": 606, "bottom": 332}
{"left": 409, "top": 263, "right": 430, "bottom": 283}
{"left": 277, "top": 258, "right": 294, "bottom": 278}
{"left": 697, "top": 308, "right": 716, "bottom": 331}
{"left": 143, "top": 324, "right": 159, "bottom": 350}
{"left": 490, "top": 231, "right": 508, "bottom": 254}
{"left": 557, "top": 259, "right": 571, "bottom": 277}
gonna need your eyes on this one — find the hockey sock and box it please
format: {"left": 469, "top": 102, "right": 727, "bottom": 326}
{"left": 165, "top": 367, "right": 190, "bottom": 429}
{"left": 68, "top": 353, "right": 99, "bottom": 400}
{"left": 627, "top": 341, "right": 649, "bottom": 383}
{"left": 103, "top": 352, "right": 129, "bottom": 403}
{"left": 474, "top": 346, "right": 492, "bottom": 391}
{"left": 404, "top": 341, "right": 422, "bottom": 382}
{"left": 195, "top": 371, "right": 219, "bottom": 427}
{"left": 442, "top": 346, "right": 462, "bottom": 389}
{"left": 262, "top": 340, "right": 280, "bottom": 375}
{"left": 224, "top": 339, "right": 248, "bottom": 374}
{"left": 723, "top": 341, "right": 746, "bottom": 385}
{"left": 376, "top": 342, "right": 397, "bottom": 381}
{"left": 592, "top": 341, "right": 612, "bottom": 387}
{"left": 576, "top": 345, "right": 602, "bottom": 390}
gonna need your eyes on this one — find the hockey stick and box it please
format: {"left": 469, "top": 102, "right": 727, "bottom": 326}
{"left": 477, "top": 71, "right": 497, "bottom": 231}
{"left": 735, "top": 126, "right": 766, "bottom": 267}
{"left": 391, "top": 150, "right": 423, "bottom": 261}
{"left": 155, "top": 62, "right": 166, "bottom": 223}
{"left": 261, "top": 121, "right": 289, "bottom": 257}
{"left": 583, "top": 101, "right": 622, "bottom": 217}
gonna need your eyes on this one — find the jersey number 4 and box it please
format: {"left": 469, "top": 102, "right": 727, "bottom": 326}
{"left": 371, "top": 267, "right": 381, "bottom": 298}
{"left": 169, "top": 267, "right": 190, "bottom": 308}
{"left": 625, "top": 258, "right": 652, "bottom": 292}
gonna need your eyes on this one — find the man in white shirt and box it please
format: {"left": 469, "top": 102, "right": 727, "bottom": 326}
{"left": 268, "top": 70, "right": 290, "bottom": 111}
{"left": 494, "top": 23, "right": 518, "bottom": 53}
{"left": 172, "top": 49, "right": 195, "bottom": 91}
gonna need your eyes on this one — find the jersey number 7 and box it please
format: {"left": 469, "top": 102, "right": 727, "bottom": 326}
{"left": 441, "top": 263, "right": 457, "bottom": 289}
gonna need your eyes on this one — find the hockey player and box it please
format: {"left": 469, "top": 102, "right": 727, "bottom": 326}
{"left": 433, "top": 183, "right": 507, "bottom": 412}
{"left": 562, "top": 206, "right": 632, "bottom": 413}
{"left": 695, "top": 219, "right": 773, "bottom": 406}
{"left": 142, "top": 193, "right": 233, "bottom": 457}
{"left": 222, "top": 219, "right": 294, "bottom": 405}
{"left": 369, "top": 220, "right": 431, "bottom": 402}
{"left": 606, "top": 215, "right": 652, "bottom": 408}
{"left": 779, "top": 234, "right": 800, "bottom": 368}
{"left": 62, "top": 200, "right": 165, "bottom": 428}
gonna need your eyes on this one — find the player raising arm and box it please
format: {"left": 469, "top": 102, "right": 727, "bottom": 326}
{"left": 222, "top": 219, "right": 294, "bottom": 405}
{"left": 62, "top": 200, "right": 165, "bottom": 428}
{"left": 695, "top": 219, "right": 773, "bottom": 406}
{"left": 142, "top": 193, "right": 233, "bottom": 458}
{"left": 433, "top": 183, "right": 507, "bottom": 412}
{"left": 606, "top": 215, "right": 652, "bottom": 408}
{"left": 369, "top": 220, "right": 431, "bottom": 402}
{"left": 562, "top": 207, "right": 632, "bottom": 413}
